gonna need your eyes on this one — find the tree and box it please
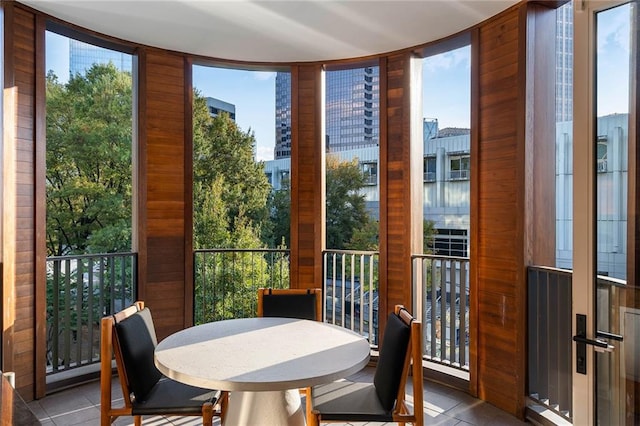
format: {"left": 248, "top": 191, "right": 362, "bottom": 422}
{"left": 192, "top": 92, "right": 270, "bottom": 250}
{"left": 326, "top": 155, "right": 372, "bottom": 249}
{"left": 424, "top": 219, "right": 436, "bottom": 254}
{"left": 263, "top": 178, "right": 291, "bottom": 248}
{"left": 46, "top": 64, "right": 133, "bottom": 256}
{"left": 192, "top": 90, "right": 276, "bottom": 322}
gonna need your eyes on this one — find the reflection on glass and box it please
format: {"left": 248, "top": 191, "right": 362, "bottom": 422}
{"left": 556, "top": 1, "right": 573, "bottom": 270}
{"left": 594, "top": 3, "right": 638, "bottom": 425}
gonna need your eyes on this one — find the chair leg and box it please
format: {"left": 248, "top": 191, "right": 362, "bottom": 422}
{"left": 134, "top": 415, "right": 142, "bottom": 426}
{"left": 202, "top": 402, "right": 214, "bottom": 426}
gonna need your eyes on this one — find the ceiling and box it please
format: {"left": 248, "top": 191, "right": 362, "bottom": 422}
{"left": 20, "top": 1, "right": 520, "bottom": 63}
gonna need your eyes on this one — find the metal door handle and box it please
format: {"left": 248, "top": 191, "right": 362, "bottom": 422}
{"left": 572, "top": 335, "right": 614, "bottom": 352}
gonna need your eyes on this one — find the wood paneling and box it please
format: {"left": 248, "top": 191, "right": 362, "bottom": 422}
{"left": 474, "top": 3, "right": 556, "bottom": 418}
{"left": 289, "top": 65, "right": 324, "bottom": 291}
{"left": 137, "top": 50, "right": 188, "bottom": 340}
{"left": 378, "top": 53, "right": 423, "bottom": 329}
{"left": 476, "top": 5, "right": 524, "bottom": 417}
{"left": 2, "top": 4, "right": 38, "bottom": 400}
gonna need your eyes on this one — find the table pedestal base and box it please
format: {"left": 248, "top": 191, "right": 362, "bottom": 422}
{"left": 224, "top": 389, "right": 305, "bottom": 426}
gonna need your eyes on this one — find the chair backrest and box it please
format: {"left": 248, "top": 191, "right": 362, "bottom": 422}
{"left": 257, "top": 288, "right": 322, "bottom": 321}
{"left": 112, "top": 304, "right": 162, "bottom": 402}
{"left": 373, "top": 308, "right": 412, "bottom": 411}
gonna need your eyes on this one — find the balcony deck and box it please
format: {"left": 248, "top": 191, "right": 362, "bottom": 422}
{"left": 28, "top": 367, "right": 526, "bottom": 426}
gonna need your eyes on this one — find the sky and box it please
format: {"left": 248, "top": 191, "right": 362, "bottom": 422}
{"left": 596, "top": 3, "right": 630, "bottom": 117}
{"left": 44, "top": 3, "right": 630, "bottom": 162}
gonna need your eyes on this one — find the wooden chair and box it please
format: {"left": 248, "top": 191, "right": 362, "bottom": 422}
{"left": 100, "top": 301, "right": 228, "bottom": 426}
{"left": 306, "top": 304, "right": 423, "bottom": 426}
{"left": 257, "top": 287, "right": 323, "bottom": 321}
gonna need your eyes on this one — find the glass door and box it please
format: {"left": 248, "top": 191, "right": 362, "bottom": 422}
{"left": 574, "top": 1, "right": 639, "bottom": 424}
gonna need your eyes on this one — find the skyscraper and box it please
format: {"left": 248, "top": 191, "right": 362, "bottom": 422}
{"left": 69, "top": 38, "right": 132, "bottom": 76}
{"left": 556, "top": 2, "right": 573, "bottom": 122}
{"left": 274, "top": 67, "right": 379, "bottom": 159}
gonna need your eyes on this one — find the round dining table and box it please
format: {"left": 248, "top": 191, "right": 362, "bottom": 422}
{"left": 154, "top": 317, "right": 371, "bottom": 426}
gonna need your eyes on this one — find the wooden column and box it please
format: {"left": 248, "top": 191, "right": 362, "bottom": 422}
{"left": 289, "top": 64, "right": 325, "bottom": 291}
{"left": 1, "top": 3, "right": 40, "bottom": 400}
{"left": 473, "top": 2, "right": 557, "bottom": 418}
{"left": 378, "top": 53, "right": 423, "bottom": 330}
{"left": 136, "top": 49, "right": 190, "bottom": 339}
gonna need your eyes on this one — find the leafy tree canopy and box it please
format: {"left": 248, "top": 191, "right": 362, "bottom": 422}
{"left": 192, "top": 91, "right": 270, "bottom": 250}
{"left": 46, "top": 64, "right": 132, "bottom": 256}
{"left": 326, "top": 155, "right": 372, "bottom": 249}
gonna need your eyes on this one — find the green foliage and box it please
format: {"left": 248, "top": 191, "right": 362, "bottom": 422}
{"left": 265, "top": 155, "right": 379, "bottom": 251}
{"left": 326, "top": 155, "right": 373, "bottom": 250}
{"left": 192, "top": 90, "right": 279, "bottom": 322}
{"left": 192, "top": 92, "right": 270, "bottom": 247}
{"left": 263, "top": 179, "right": 291, "bottom": 248}
{"left": 424, "top": 219, "right": 436, "bottom": 254}
{"left": 46, "top": 64, "right": 132, "bottom": 256}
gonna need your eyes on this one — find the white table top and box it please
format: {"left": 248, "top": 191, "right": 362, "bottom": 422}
{"left": 154, "top": 317, "right": 371, "bottom": 392}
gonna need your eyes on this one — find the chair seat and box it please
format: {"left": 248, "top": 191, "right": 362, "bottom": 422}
{"left": 311, "top": 380, "right": 393, "bottom": 422}
{"left": 131, "top": 376, "right": 221, "bottom": 416}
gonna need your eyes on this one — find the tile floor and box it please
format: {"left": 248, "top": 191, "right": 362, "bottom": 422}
{"left": 28, "top": 367, "right": 528, "bottom": 425}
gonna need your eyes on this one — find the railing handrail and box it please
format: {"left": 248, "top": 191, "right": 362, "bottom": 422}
{"left": 411, "top": 253, "right": 469, "bottom": 262}
{"left": 194, "top": 248, "right": 289, "bottom": 254}
{"left": 597, "top": 274, "right": 627, "bottom": 288}
{"left": 528, "top": 264, "right": 572, "bottom": 276}
{"left": 323, "top": 249, "right": 379, "bottom": 256}
{"left": 46, "top": 251, "right": 137, "bottom": 261}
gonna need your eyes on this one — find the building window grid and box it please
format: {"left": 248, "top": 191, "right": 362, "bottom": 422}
{"left": 448, "top": 154, "right": 470, "bottom": 180}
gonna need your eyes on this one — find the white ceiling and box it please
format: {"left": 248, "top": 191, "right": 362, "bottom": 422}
{"left": 20, "top": 0, "right": 520, "bottom": 63}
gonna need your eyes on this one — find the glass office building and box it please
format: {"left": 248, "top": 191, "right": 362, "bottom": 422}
{"left": 69, "top": 38, "right": 132, "bottom": 76}
{"left": 274, "top": 67, "right": 379, "bottom": 159}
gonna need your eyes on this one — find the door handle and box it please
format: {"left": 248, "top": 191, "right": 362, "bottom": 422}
{"left": 572, "top": 335, "right": 614, "bottom": 352}
{"left": 573, "top": 314, "right": 616, "bottom": 374}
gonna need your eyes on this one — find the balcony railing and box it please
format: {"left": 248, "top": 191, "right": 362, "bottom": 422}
{"left": 46, "top": 252, "right": 137, "bottom": 375}
{"left": 527, "top": 265, "right": 572, "bottom": 421}
{"left": 323, "top": 249, "right": 379, "bottom": 347}
{"left": 193, "top": 248, "right": 290, "bottom": 324}
{"left": 412, "top": 254, "right": 469, "bottom": 371}
{"left": 46, "top": 248, "right": 473, "bottom": 383}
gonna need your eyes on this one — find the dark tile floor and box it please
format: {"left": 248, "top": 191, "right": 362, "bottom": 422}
{"left": 28, "top": 367, "right": 528, "bottom": 425}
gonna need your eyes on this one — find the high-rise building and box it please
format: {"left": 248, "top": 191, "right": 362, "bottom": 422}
{"left": 274, "top": 67, "right": 379, "bottom": 159}
{"left": 556, "top": 2, "right": 573, "bottom": 122}
{"left": 325, "top": 67, "right": 379, "bottom": 153}
{"left": 69, "top": 39, "right": 132, "bottom": 76}
{"left": 275, "top": 73, "right": 292, "bottom": 159}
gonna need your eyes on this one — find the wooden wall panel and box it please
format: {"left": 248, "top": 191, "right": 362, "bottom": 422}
{"left": 379, "top": 53, "right": 422, "bottom": 327}
{"left": 290, "top": 65, "right": 324, "bottom": 291}
{"left": 2, "top": 5, "right": 38, "bottom": 400}
{"left": 138, "top": 50, "right": 188, "bottom": 340}
{"left": 475, "top": 6, "right": 524, "bottom": 417}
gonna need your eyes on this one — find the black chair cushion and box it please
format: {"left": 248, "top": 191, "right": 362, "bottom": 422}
{"left": 131, "top": 377, "right": 220, "bottom": 415}
{"left": 311, "top": 380, "right": 392, "bottom": 422}
{"left": 373, "top": 311, "right": 411, "bottom": 411}
{"left": 114, "top": 308, "right": 162, "bottom": 401}
{"left": 262, "top": 293, "right": 317, "bottom": 320}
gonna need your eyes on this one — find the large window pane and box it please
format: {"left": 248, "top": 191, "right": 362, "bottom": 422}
{"left": 324, "top": 66, "right": 380, "bottom": 250}
{"left": 192, "top": 65, "right": 290, "bottom": 323}
{"left": 422, "top": 45, "right": 471, "bottom": 257}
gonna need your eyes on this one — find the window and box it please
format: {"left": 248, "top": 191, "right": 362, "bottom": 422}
{"left": 423, "top": 156, "right": 436, "bottom": 182}
{"left": 597, "top": 136, "right": 607, "bottom": 173}
{"left": 361, "top": 162, "right": 377, "bottom": 186}
{"left": 449, "top": 154, "right": 470, "bottom": 180}
{"left": 433, "top": 229, "right": 468, "bottom": 257}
